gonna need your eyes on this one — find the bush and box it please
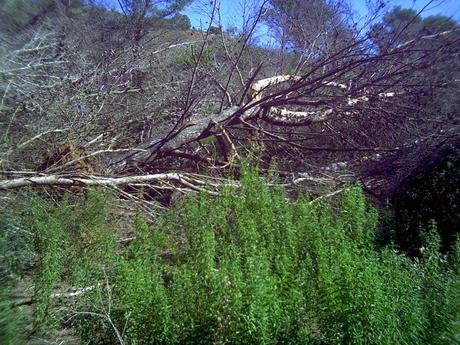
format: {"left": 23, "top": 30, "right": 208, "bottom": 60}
{"left": 389, "top": 147, "right": 460, "bottom": 254}
{"left": 4, "top": 190, "right": 120, "bottom": 333}
{"left": 175, "top": 45, "right": 218, "bottom": 68}
{"left": 0, "top": 288, "right": 27, "bottom": 345}
{"left": 4, "top": 166, "right": 459, "bottom": 344}
{"left": 0, "top": 209, "right": 35, "bottom": 279}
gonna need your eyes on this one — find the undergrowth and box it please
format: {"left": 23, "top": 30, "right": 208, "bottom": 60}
{"left": 1, "top": 165, "right": 459, "bottom": 344}
{"left": 0, "top": 288, "right": 27, "bottom": 345}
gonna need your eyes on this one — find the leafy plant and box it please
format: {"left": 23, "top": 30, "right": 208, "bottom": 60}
{"left": 175, "top": 44, "right": 218, "bottom": 68}
{"left": 0, "top": 288, "right": 27, "bottom": 345}
{"left": 7, "top": 167, "right": 459, "bottom": 344}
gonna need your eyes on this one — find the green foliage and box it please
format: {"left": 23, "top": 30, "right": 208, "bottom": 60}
{"left": 443, "top": 237, "right": 460, "bottom": 344}
{"left": 420, "top": 226, "right": 460, "bottom": 345}
{"left": 169, "top": 13, "right": 191, "bottom": 30}
{"left": 3, "top": 167, "right": 459, "bottom": 344}
{"left": 175, "top": 45, "right": 218, "bottom": 68}
{"left": 0, "top": 288, "right": 26, "bottom": 345}
{"left": 295, "top": 187, "right": 425, "bottom": 345}
{"left": 0, "top": 209, "right": 35, "bottom": 278}
{"left": 390, "top": 148, "right": 460, "bottom": 254}
{"left": 14, "top": 190, "right": 118, "bottom": 331}
{"left": 114, "top": 215, "right": 173, "bottom": 344}
{"left": 0, "top": 202, "right": 29, "bottom": 343}
{"left": 370, "top": 6, "right": 458, "bottom": 49}
{"left": 28, "top": 196, "right": 69, "bottom": 329}
{"left": 0, "top": 0, "right": 85, "bottom": 27}
{"left": 118, "top": 0, "right": 192, "bottom": 19}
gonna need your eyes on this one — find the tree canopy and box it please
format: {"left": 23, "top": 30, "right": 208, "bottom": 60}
{"left": 264, "top": 0, "right": 353, "bottom": 56}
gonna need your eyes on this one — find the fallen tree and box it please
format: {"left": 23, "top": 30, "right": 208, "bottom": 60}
{"left": 1, "top": 3, "right": 459, "bottom": 201}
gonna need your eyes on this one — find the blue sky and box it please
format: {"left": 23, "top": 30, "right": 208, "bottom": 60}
{"left": 103, "top": 0, "right": 460, "bottom": 30}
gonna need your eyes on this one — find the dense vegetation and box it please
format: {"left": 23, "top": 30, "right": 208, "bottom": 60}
{"left": 1, "top": 165, "right": 459, "bottom": 344}
{"left": 389, "top": 147, "right": 460, "bottom": 255}
{"left": 1, "top": 0, "right": 459, "bottom": 344}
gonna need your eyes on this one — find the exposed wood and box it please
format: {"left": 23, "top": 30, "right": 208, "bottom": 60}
{"left": 0, "top": 173, "right": 198, "bottom": 190}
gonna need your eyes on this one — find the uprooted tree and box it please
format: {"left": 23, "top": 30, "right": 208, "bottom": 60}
{"left": 0, "top": 0, "right": 459, "bottom": 203}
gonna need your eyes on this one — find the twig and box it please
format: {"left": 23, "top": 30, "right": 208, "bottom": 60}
{"left": 17, "top": 129, "right": 71, "bottom": 149}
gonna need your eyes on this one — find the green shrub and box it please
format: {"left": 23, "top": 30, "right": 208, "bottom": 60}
{"left": 0, "top": 202, "right": 38, "bottom": 279}
{"left": 29, "top": 196, "right": 70, "bottom": 329}
{"left": 442, "top": 236, "right": 460, "bottom": 344}
{"left": 10, "top": 190, "right": 118, "bottom": 332}
{"left": 175, "top": 45, "right": 217, "bottom": 68}
{"left": 421, "top": 226, "right": 460, "bottom": 344}
{"left": 8, "top": 167, "right": 459, "bottom": 344}
{"left": 389, "top": 148, "right": 459, "bottom": 254}
{"left": 0, "top": 288, "right": 27, "bottom": 345}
